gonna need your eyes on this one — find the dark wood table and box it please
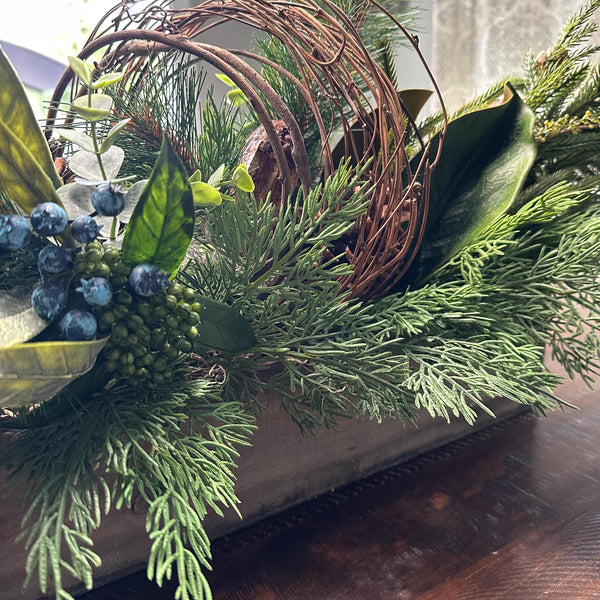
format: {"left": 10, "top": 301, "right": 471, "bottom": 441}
{"left": 79, "top": 371, "right": 600, "bottom": 600}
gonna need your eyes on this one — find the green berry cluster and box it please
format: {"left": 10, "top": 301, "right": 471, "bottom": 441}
{"left": 73, "top": 242, "right": 201, "bottom": 387}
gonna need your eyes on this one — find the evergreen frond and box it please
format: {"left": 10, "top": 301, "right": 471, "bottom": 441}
{"left": 523, "top": 0, "right": 600, "bottom": 121}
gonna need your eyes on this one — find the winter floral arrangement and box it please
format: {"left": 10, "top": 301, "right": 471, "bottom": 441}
{"left": 2, "top": 0, "right": 600, "bottom": 598}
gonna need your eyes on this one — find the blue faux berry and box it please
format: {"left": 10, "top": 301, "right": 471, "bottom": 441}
{"left": 128, "top": 264, "right": 170, "bottom": 297}
{"left": 0, "top": 215, "right": 32, "bottom": 249}
{"left": 30, "top": 202, "right": 68, "bottom": 236}
{"left": 38, "top": 244, "right": 72, "bottom": 273}
{"left": 77, "top": 277, "right": 113, "bottom": 306}
{"left": 91, "top": 183, "right": 126, "bottom": 216}
{"left": 31, "top": 283, "right": 68, "bottom": 321}
{"left": 58, "top": 309, "right": 98, "bottom": 341}
{"left": 70, "top": 215, "right": 102, "bottom": 243}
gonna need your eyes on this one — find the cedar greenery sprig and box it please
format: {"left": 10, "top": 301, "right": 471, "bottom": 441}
{"left": 3, "top": 378, "right": 254, "bottom": 600}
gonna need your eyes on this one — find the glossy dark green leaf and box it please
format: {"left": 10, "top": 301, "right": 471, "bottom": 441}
{"left": 0, "top": 45, "right": 62, "bottom": 189}
{"left": 121, "top": 136, "right": 194, "bottom": 274}
{"left": 195, "top": 296, "right": 257, "bottom": 353}
{"left": 0, "top": 337, "right": 108, "bottom": 408}
{"left": 0, "top": 286, "right": 48, "bottom": 348}
{"left": 405, "top": 84, "right": 536, "bottom": 285}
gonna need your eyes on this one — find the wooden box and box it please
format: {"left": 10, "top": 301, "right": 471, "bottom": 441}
{"left": 1, "top": 393, "right": 526, "bottom": 599}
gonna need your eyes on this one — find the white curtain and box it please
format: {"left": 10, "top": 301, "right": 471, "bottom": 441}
{"left": 431, "top": 0, "right": 594, "bottom": 111}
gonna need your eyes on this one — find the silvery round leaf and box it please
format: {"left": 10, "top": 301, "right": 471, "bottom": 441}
{"left": 56, "top": 183, "right": 93, "bottom": 219}
{"left": 120, "top": 179, "right": 148, "bottom": 222}
{"left": 69, "top": 146, "right": 125, "bottom": 181}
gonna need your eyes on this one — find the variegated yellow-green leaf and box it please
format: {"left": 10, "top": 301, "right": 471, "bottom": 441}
{"left": 0, "top": 119, "right": 65, "bottom": 214}
{"left": 227, "top": 89, "right": 249, "bottom": 106}
{"left": 121, "top": 136, "right": 194, "bottom": 274}
{"left": 0, "top": 45, "right": 62, "bottom": 189}
{"left": 191, "top": 181, "right": 222, "bottom": 206}
{"left": 232, "top": 163, "right": 255, "bottom": 192}
{"left": 0, "top": 337, "right": 108, "bottom": 408}
{"left": 0, "top": 286, "right": 48, "bottom": 348}
{"left": 216, "top": 73, "right": 236, "bottom": 88}
{"left": 71, "top": 94, "right": 113, "bottom": 122}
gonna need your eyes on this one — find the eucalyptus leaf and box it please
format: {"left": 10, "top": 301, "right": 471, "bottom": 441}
{"left": 0, "top": 45, "right": 62, "bottom": 189}
{"left": 405, "top": 84, "right": 536, "bottom": 285}
{"left": 121, "top": 136, "right": 194, "bottom": 274}
{"left": 56, "top": 182, "right": 93, "bottom": 218}
{"left": 0, "top": 337, "right": 108, "bottom": 408}
{"left": 119, "top": 180, "right": 148, "bottom": 221}
{"left": 71, "top": 94, "right": 113, "bottom": 122}
{"left": 191, "top": 181, "right": 222, "bottom": 206}
{"left": 56, "top": 128, "right": 97, "bottom": 153}
{"left": 69, "top": 146, "right": 124, "bottom": 181}
{"left": 67, "top": 55, "right": 92, "bottom": 86}
{"left": 195, "top": 296, "right": 256, "bottom": 353}
{"left": 91, "top": 71, "right": 124, "bottom": 89}
{"left": 100, "top": 118, "right": 131, "bottom": 153}
{"left": 0, "top": 119, "right": 65, "bottom": 214}
{"left": 0, "top": 286, "right": 48, "bottom": 348}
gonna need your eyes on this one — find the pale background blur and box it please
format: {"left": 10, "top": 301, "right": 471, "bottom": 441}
{"left": 0, "top": 0, "right": 595, "bottom": 115}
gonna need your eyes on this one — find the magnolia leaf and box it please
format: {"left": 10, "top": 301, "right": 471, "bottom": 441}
{"left": 0, "top": 119, "right": 65, "bottom": 214}
{"left": 56, "top": 128, "right": 97, "bottom": 153}
{"left": 405, "top": 84, "right": 536, "bottom": 285}
{"left": 195, "top": 296, "right": 256, "bottom": 353}
{"left": 0, "top": 45, "right": 62, "bottom": 189}
{"left": 92, "top": 71, "right": 124, "bottom": 89}
{"left": 121, "top": 136, "right": 194, "bottom": 274}
{"left": 100, "top": 118, "right": 131, "bottom": 153}
{"left": 0, "top": 286, "right": 48, "bottom": 348}
{"left": 398, "top": 89, "right": 433, "bottom": 123}
{"left": 0, "top": 337, "right": 108, "bottom": 408}
{"left": 69, "top": 146, "right": 124, "bottom": 181}
{"left": 191, "top": 181, "right": 222, "bottom": 206}
{"left": 71, "top": 94, "right": 114, "bottom": 122}
{"left": 68, "top": 55, "right": 92, "bottom": 86}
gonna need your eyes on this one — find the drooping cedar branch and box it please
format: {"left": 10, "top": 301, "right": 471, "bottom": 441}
{"left": 46, "top": 0, "right": 446, "bottom": 299}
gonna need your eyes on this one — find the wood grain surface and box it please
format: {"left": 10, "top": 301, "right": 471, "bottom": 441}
{"left": 77, "top": 364, "right": 600, "bottom": 600}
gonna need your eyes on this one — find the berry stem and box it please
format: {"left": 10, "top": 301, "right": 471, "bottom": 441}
{"left": 109, "top": 216, "right": 117, "bottom": 240}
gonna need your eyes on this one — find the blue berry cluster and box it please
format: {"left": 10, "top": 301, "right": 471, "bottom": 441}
{"left": 2, "top": 187, "right": 201, "bottom": 383}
